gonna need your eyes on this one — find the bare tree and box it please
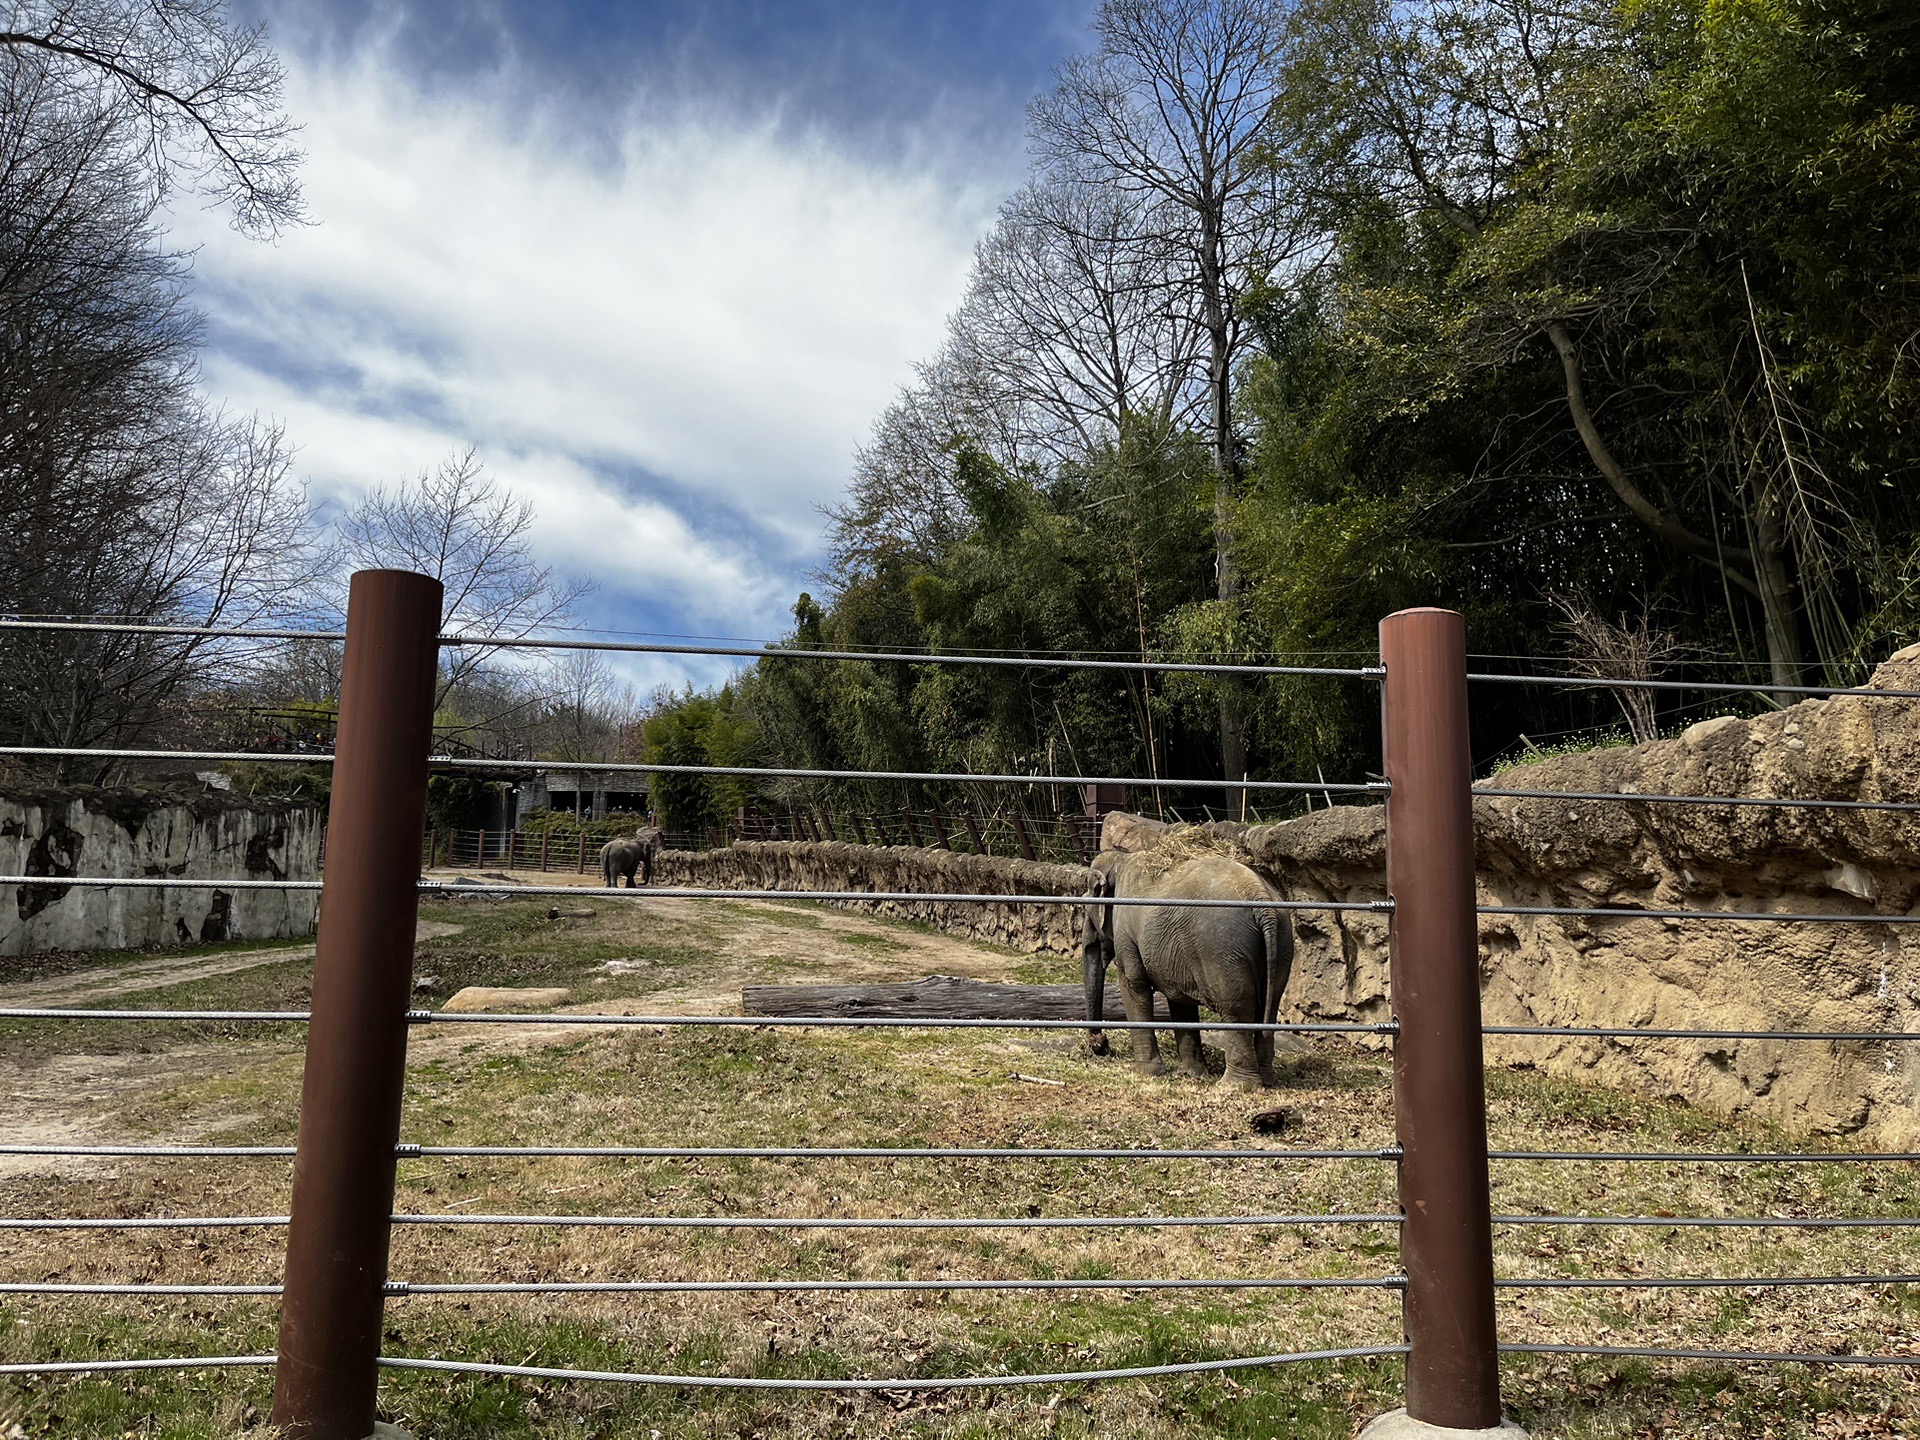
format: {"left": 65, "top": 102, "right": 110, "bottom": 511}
{"left": 338, "top": 447, "right": 591, "bottom": 700}
{"left": 0, "top": 53, "right": 321, "bottom": 772}
{"left": 1550, "top": 594, "right": 1694, "bottom": 744}
{"left": 951, "top": 175, "right": 1203, "bottom": 466}
{"left": 1, "top": 0, "right": 302, "bottom": 234}
{"left": 1029, "top": 0, "right": 1304, "bottom": 795}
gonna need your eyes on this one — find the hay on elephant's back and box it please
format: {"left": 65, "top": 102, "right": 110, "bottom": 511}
{"left": 1112, "top": 824, "right": 1246, "bottom": 883}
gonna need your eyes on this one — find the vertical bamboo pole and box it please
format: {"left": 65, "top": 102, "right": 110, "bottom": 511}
{"left": 1379, "top": 607, "right": 1504, "bottom": 1431}
{"left": 272, "top": 570, "right": 442, "bottom": 1440}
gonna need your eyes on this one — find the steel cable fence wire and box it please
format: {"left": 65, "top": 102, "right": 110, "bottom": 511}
{"left": 0, "top": 617, "right": 1386, "bottom": 679}
{"left": 1498, "top": 1343, "right": 1920, "bottom": 1367}
{"left": 417, "top": 882, "right": 1393, "bottom": 912}
{"left": 372, "top": 1344, "right": 1414, "bottom": 1391}
{"left": 1472, "top": 787, "right": 1920, "bottom": 813}
{"left": 0, "top": 745, "right": 1390, "bottom": 794}
{"left": 0, "top": 1007, "right": 309, "bottom": 1022}
{"left": 1482, "top": 1023, "right": 1920, "bottom": 1041}
{"left": 0, "top": 1142, "right": 1400, "bottom": 1161}
{"left": 1477, "top": 903, "right": 1920, "bottom": 924}
{"left": 0, "top": 1356, "right": 278, "bottom": 1376}
{"left": 13, "top": 1142, "right": 1915, "bottom": 1164}
{"left": 0, "top": 873, "right": 1388, "bottom": 912}
{"left": 1465, "top": 669, "right": 1920, "bottom": 701}
{"left": 406, "top": 1013, "right": 1400, "bottom": 1034}
{"left": 0, "top": 1276, "right": 1411, "bottom": 1298}
{"left": 1492, "top": 1215, "right": 1920, "bottom": 1228}
{"left": 1494, "top": 1275, "right": 1920, "bottom": 1290}
{"left": 0, "top": 1212, "right": 1404, "bottom": 1232}
{"left": 1486, "top": 1149, "right": 1920, "bottom": 1163}
{"left": 384, "top": 1212, "right": 1406, "bottom": 1230}
{"left": 0, "top": 1005, "right": 1395, "bottom": 1033}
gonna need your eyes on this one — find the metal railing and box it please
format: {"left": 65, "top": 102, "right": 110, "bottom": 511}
{"left": 6, "top": 586, "right": 1920, "bottom": 1437}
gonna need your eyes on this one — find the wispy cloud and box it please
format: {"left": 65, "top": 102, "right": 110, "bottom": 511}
{"left": 176, "top": 36, "right": 1017, "bottom": 670}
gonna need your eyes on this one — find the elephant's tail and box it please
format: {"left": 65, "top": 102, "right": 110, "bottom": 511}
{"left": 1261, "top": 903, "right": 1293, "bottom": 1028}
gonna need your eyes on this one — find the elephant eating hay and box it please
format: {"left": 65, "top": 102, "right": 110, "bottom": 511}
{"left": 1082, "top": 845, "right": 1294, "bottom": 1089}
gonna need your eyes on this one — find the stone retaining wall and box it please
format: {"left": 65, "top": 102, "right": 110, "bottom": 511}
{"left": 0, "top": 785, "right": 321, "bottom": 955}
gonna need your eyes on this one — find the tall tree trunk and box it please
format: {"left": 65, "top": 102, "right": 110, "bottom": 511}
{"left": 1201, "top": 212, "right": 1247, "bottom": 813}
{"left": 1751, "top": 497, "right": 1805, "bottom": 696}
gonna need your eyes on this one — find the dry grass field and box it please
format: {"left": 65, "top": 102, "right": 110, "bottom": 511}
{"left": 3, "top": 881, "right": 1918, "bottom": 1437}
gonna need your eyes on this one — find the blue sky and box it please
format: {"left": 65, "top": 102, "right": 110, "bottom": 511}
{"left": 186, "top": 0, "right": 1095, "bottom": 688}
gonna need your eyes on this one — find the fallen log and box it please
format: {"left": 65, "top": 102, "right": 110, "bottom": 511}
{"left": 741, "top": 974, "right": 1170, "bottom": 1023}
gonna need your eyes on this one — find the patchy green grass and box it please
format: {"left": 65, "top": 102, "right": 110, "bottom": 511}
{"left": 4, "top": 895, "right": 1919, "bottom": 1437}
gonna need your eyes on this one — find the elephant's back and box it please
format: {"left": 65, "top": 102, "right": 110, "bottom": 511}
{"left": 1161, "top": 855, "right": 1275, "bottom": 902}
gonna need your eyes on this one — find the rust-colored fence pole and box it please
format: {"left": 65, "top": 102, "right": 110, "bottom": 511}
{"left": 1379, "top": 607, "right": 1505, "bottom": 1431}
{"left": 272, "top": 569, "right": 442, "bottom": 1440}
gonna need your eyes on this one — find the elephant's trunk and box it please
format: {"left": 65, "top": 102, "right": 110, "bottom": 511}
{"left": 1081, "top": 874, "right": 1111, "bottom": 1055}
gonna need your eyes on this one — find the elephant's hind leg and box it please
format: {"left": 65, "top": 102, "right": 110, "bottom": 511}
{"left": 1169, "top": 1001, "right": 1208, "bottom": 1080}
{"left": 1117, "top": 972, "right": 1166, "bottom": 1076}
{"left": 1220, "top": 1028, "right": 1271, "bottom": 1090}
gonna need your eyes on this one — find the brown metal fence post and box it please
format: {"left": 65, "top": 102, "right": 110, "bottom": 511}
{"left": 1379, "top": 607, "right": 1505, "bottom": 1432}
{"left": 272, "top": 569, "right": 442, "bottom": 1440}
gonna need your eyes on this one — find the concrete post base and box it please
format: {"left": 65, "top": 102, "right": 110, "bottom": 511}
{"left": 1358, "top": 1409, "right": 1528, "bottom": 1439}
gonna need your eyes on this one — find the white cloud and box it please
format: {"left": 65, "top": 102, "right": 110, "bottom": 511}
{"left": 177, "top": 46, "right": 1004, "bottom": 647}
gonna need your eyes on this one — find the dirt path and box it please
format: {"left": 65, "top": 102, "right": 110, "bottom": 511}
{"left": 0, "top": 920, "right": 466, "bottom": 1008}
{"left": 0, "top": 893, "right": 1031, "bottom": 1178}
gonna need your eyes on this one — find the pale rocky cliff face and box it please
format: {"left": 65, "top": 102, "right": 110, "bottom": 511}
{"left": 0, "top": 786, "right": 321, "bottom": 956}
{"left": 1207, "top": 645, "right": 1920, "bottom": 1143}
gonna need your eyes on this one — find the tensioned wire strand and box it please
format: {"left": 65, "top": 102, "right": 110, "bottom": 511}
{"left": 0, "top": 875, "right": 1383, "bottom": 912}
{"left": 0, "top": 1356, "right": 277, "bottom": 1376}
{"left": 0, "top": 1006, "right": 1396, "bottom": 1033}
{"left": 14, "top": 1275, "right": 1919, "bottom": 1298}
{"left": 22, "top": 742, "right": 1920, "bottom": 812}
{"left": 0, "top": 1277, "right": 1408, "bottom": 1297}
{"left": 16, "top": 616, "right": 1920, "bottom": 697}
{"left": 0, "top": 618, "right": 1380, "bottom": 679}
{"left": 20, "top": 1212, "right": 1920, "bottom": 1232}
{"left": 9, "top": 876, "right": 1914, "bottom": 925}
{"left": 11, "top": 1142, "right": 1914, "bottom": 1163}
{"left": 1500, "top": 1343, "right": 1920, "bottom": 1367}
{"left": 0, "top": 1142, "right": 1398, "bottom": 1161}
{"left": 1471, "top": 787, "right": 1920, "bottom": 813}
{"left": 372, "top": 1345, "right": 1412, "bottom": 1391}
{"left": 0, "top": 1212, "right": 1404, "bottom": 1231}
{"left": 1476, "top": 903, "right": 1920, "bottom": 924}
{"left": 0, "top": 746, "right": 1387, "bottom": 793}
{"left": 14, "top": 1005, "right": 1920, "bottom": 1043}
{"left": 0, "top": 1349, "right": 1418, "bottom": 1383}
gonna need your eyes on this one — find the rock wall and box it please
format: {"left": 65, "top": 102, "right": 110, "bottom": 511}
{"left": 651, "top": 842, "right": 1087, "bottom": 953}
{"left": 662, "top": 644, "right": 1920, "bottom": 1143}
{"left": 0, "top": 785, "right": 321, "bottom": 956}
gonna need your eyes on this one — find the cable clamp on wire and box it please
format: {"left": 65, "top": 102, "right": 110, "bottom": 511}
{"left": 1378, "top": 1145, "right": 1405, "bottom": 1161}
{"left": 1386, "top": 1273, "right": 1409, "bottom": 1288}
{"left": 1361, "top": 665, "right": 1387, "bottom": 678}
{"left": 383, "top": 1280, "right": 411, "bottom": 1297}
{"left": 1367, "top": 900, "right": 1396, "bottom": 913}
{"left": 394, "top": 1143, "right": 423, "bottom": 1159}
{"left": 405, "top": 1010, "right": 435, "bottom": 1024}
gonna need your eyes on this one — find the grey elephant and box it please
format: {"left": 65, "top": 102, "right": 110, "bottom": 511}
{"left": 1082, "top": 848, "right": 1293, "bottom": 1089}
{"left": 599, "top": 828, "right": 662, "bottom": 888}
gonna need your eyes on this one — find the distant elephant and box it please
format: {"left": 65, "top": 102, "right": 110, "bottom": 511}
{"left": 599, "top": 828, "right": 662, "bottom": 888}
{"left": 1082, "top": 848, "right": 1293, "bottom": 1090}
